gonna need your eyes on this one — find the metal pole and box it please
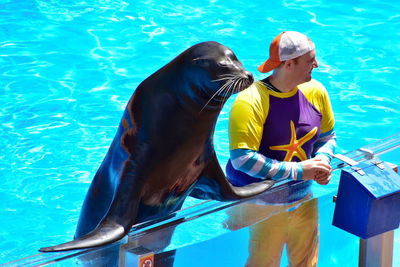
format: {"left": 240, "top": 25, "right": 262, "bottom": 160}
{"left": 359, "top": 162, "right": 397, "bottom": 267}
{"left": 359, "top": 230, "right": 394, "bottom": 267}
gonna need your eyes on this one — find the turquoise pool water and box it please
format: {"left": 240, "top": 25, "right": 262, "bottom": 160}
{"left": 1, "top": 0, "right": 400, "bottom": 264}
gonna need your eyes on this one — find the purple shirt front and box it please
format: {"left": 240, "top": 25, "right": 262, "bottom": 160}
{"left": 259, "top": 89, "right": 321, "bottom": 161}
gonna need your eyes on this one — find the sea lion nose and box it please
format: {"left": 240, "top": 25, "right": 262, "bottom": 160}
{"left": 245, "top": 71, "right": 254, "bottom": 83}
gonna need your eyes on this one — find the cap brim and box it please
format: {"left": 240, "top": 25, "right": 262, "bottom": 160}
{"left": 258, "top": 59, "right": 281, "bottom": 73}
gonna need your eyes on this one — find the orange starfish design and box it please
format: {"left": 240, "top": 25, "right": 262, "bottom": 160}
{"left": 269, "top": 120, "right": 318, "bottom": 161}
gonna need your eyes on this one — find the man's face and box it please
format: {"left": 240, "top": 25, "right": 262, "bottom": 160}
{"left": 293, "top": 49, "right": 318, "bottom": 83}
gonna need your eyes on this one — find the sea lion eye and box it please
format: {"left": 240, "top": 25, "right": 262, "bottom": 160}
{"left": 192, "top": 58, "right": 213, "bottom": 67}
{"left": 224, "top": 51, "right": 239, "bottom": 62}
{"left": 231, "top": 54, "right": 239, "bottom": 62}
{"left": 218, "top": 58, "right": 233, "bottom": 67}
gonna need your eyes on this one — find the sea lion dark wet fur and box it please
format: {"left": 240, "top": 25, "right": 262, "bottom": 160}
{"left": 40, "top": 41, "right": 275, "bottom": 252}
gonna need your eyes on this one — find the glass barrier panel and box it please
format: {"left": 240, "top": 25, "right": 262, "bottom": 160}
{"left": 2, "top": 132, "right": 400, "bottom": 266}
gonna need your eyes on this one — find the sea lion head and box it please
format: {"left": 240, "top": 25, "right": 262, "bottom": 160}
{"left": 177, "top": 41, "right": 254, "bottom": 108}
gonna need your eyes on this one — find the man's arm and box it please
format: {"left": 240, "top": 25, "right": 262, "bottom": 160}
{"left": 230, "top": 149, "right": 332, "bottom": 182}
{"left": 230, "top": 148, "right": 302, "bottom": 181}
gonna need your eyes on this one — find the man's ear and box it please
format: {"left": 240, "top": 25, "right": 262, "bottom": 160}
{"left": 284, "top": 59, "right": 295, "bottom": 71}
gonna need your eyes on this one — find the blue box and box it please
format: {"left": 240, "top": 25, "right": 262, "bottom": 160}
{"left": 332, "top": 160, "right": 400, "bottom": 239}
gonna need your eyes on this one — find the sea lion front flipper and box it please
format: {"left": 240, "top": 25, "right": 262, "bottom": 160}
{"left": 39, "top": 160, "right": 143, "bottom": 252}
{"left": 190, "top": 154, "right": 275, "bottom": 201}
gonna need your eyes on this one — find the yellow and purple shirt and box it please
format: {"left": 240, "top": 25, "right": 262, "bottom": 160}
{"left": 226, "top": 79, "right": 336, "bottom": 191}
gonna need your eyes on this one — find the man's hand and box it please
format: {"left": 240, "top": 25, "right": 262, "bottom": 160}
{"left": 301, "top": 158, "right": 332, "bottom": 185}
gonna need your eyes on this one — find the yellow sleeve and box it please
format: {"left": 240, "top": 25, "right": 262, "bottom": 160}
{"left": 229, "top": 82, "right": 269, "bottom": 151}
{"left": 298, "top": 79, "right": 335, "bottom": 134}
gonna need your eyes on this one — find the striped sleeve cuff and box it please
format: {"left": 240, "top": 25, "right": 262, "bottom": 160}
{"left": 230, "top": 149, "right": 300, "bottom": 181}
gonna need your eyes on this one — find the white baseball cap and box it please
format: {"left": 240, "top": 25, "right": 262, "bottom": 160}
{"left": 258, "top": 31, "right": 315, "bottom": 73}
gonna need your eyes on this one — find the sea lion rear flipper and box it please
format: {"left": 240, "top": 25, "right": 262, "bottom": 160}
{"left": 190, "top": 154, "right": 275, "bottom": 201}
{"left": 39, "top": 160, "right": 143, "bottom": 252}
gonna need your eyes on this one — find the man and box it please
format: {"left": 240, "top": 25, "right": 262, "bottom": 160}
{"left": 225, "top": 31, "right": 336, "bottom": 266}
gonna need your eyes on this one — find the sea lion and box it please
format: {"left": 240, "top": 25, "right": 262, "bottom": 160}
{"left": 39, "top": 41, "right": 275, "bottom": 252}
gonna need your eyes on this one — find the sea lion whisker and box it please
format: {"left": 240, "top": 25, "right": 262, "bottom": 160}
{"left": 217, "top": 80, "right": 232, "bottom": 93}
{"left": 212, "top": 75, "right": 238, "bottom": 83}
{"left": 240, "top": 77, "right": 250, "bottom": 91}
{"left": 234, "top": 78, "right": 241, "bottom": 91}
{"left": 220, "top": 83, "right": 231, "bottom": 106}
{"left": 231, "top": 78, "right": 243, "bottom": 95}
{"left": 242, "top": 80, "right": 248, "bottom": 92}
{"left": 238, "top": 78, "right": 245, "bottom": 93}
{"left": 226, "top": 77, "right": 238, "bottom": 90}
{"left": 218, "top": 74, "right": 237, "bottom": 78}
{"left": 231, "top": 78, "right": 241, "bottom": 94}
{"left": 224, "top": 79, "right": 235, "bottom": 98}
{"left": 221, "top": 78, "right": 237, "bottom": 91}
{"left": 200, "top": 78, "right": 237, "bottom": 113}
{"left": 221, "top": 83, "right": 234, "bottom": 109}
{"left": 224, "top": 79, "right": 238, "bottom": 103}
{"left": 213, "top": 74, "right": 236, "bottom": 80}
{"left": 212, "top": 77, "right": 233, "bottom": 82}
{"left": 235, "top": 78, "right": 245, "bottom": 94}
{"left": 219, "top": 82, "right": 234, "bottom": 110}
{"left": 224, "top": 79, "right": 238, "bottom": 98}
{"left": 200, "top": 83, "right": 229, "bottom": 113}
{"left": 221, "top": 79, "right": 234, "bottom": 91}
{"left": 223, "top": 83, "right": 233, "bottom": 98}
